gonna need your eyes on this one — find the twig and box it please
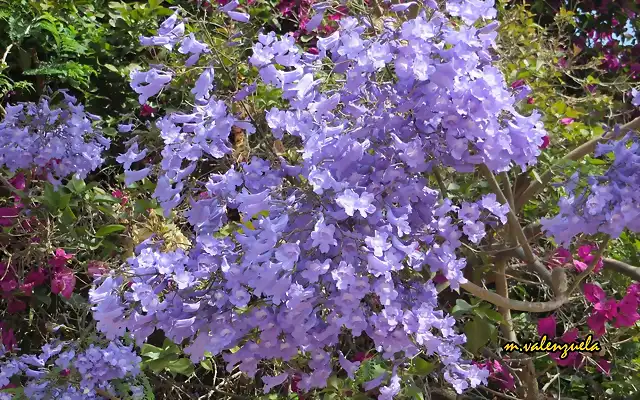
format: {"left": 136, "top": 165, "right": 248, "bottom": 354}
{"left": 433, "top": 166, "right": 448, "bottom": 199}
{"left": 478, "top": 386, "right": 521, "bottom": 400}
{"left": 0, "top": 174, "right": 28, "bottom": 201}
{"left": 541, "top": 372, "right": 561, "bottom": 393}
{"left": 499, "top": 171, "right": 515, "bottom": 211}
{"left": 95, "top": 389, "right": 120, "bottom": 400}
{"left": 479, "top": 164, "right": 535, "bottom": 263}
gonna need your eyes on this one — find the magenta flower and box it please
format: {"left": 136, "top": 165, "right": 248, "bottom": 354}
{"left": 51, "top": 266, "right": 76, "bottom": 299}
{"left": 539, "top": 135, "right": 550, "bottom": 149}
{"left": 49, "top": 248, "right": 74, "bottom": 270}
{"left": 560, "top": 117, "right": 574, "bottom": 125}
{"left": 613, "top": 294, "right": 640, "bottom": 328}
{"left": 537, "top": 315, "right": 556, "bottom": 338}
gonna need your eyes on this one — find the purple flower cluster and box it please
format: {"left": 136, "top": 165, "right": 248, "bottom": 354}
{"left": 118, "top": 11, "right": 254, "bottom": 216}
{"left": 99, "top": 0, "right": 548, "bottom": 397}
{"left": 542, "top": 132, "right": 640, "bottom": 245}
{"left": 0, "top": 339, "right": 143, "bottom": 399}
{"left": 0, "top": 91, "right": 109, "bottom": 184}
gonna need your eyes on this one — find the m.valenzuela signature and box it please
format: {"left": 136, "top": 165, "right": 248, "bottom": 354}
{"left": 502, "top": 334, "right": 601, "bottom": 359}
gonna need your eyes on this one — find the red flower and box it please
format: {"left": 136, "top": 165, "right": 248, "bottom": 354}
{"left": 527, "top": 97, "right": 535, "bottom": 104}
{"left": 539, "top": 135, "right": 550, "bottom": 149}
{"left": 7, "top": 297, "right": 26, "bottom": 314}
{"left": 25, "top": 268, "right": 46, "bottom": 287}
{"left": 9, "top": 172, "right": 26, "bottom": 190}
{"left": 0, "top": 323, "right": 17, "bottom": 352}
{"left": 510, "top": 79, "right": 525, "bottom": 89}
{"left": 51, "top": 266, "right": 76, "bottom": 299}
{"left": 140, "top": 104, "right": 157, "bottom": 117}
{"left": 352, "top": 351, "right": 375, "bottom": 362}
{"left": 596, "top": 359, "right": 611, "bottom": 375}
{"left": 0, "top": 206, "right": 20, "bottom": 227}
{"left": 112, "top": 190, "right": 129, "bottom": 205}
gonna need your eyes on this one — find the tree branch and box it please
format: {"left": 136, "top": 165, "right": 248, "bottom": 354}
{"left": 461, "top": 236, "right": 609, "bottom": 312}
{"left": 480, "top": 164, "right": 535, "bottom": 263}
{"left": 602, "top": 257, "right": 640, "bottom": 281}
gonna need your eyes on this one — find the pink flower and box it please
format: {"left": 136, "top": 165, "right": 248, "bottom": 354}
{"left": 510, "top": 79, "right": 525, "bottom": 89}
{"left": 627, "top": 282, "right": 640, "bottom": 300}
{"left": 587, "top": 312, "right": 607, "bottom": 337}
{"left": 539, "top": 135, "right": 550, "bottom": 149}
{"left": 7, "top": 297, "right": 26, "bottom": 314}
{"left": 87, "top": 261, "right": 108, "bottom": 278}
{"left": 352, "top": 351, "right": 375, "bottom": 362}
{"left": 475, "top": 360, "right": 515, "bottom": 391}
{"left": 0, "top": 263, "right": 18, "bottom": 293}
{"left": 537, "top": 315, "right": 556, "bottom": 338}
{"left": 613, "top": 294, "right": 640, "bottom": 328}
{"left": 573, "top": 259, "right": 588, "bottom": 272}
{"left": 550, "top": 351, "right": 583, "bottom": 368}
{"left": 112, "top": 190, "right": 129, "bottom": 205}
{"left": 25, "top": 268, "right": 46, "bottom": 287}
{"left": 527, "top": 97, "right": 535, "bottom": 104}
{"left": 577, "top": 245, "right": 592, "bottom": 259}
{"left": 49, "top": 248, "right": 74, "bottom": 270}
{"left": 560, "top": 328, "right": 579, "bottom": 342}
{"left": 433, "top": 273, "right": 447, "bottom": 285}
{"left": 596, "top": 359, "right": 611, "bottom": 375}
{"left": 594, "top": 299, "right": 618, "bottom": 320}
{"left": 0, "top": 206, "right": 20, "bottom": 227}
{"left": 9, "top": 172, "right": 26, "bottom": 190}
{"left": 51, "top": 266, "right": 76, "bottom": 299}
{"left": 583, "top": 283, "right": 607, "bottom": 304}
{"left": 0, "top": 323, "right": 17, "bottom": 352}
{"left": 560, "top": 117, "right": 574, "bottom": 125}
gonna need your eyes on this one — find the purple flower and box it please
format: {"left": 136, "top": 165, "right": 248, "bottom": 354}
{"left": 130, "top": 69, "right": 173, "bottom": 104}
{"left": 336, "top": 189, "right": 376, "bottom": 218}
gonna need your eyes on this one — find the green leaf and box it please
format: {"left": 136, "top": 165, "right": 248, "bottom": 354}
{"left": 474, "top": 307, "right": 504, "bottom": 323}
{"left": 451, "top": 299, "right": 476, "bottom": 315}
{"left": 95, "top": 224, "right": 126, "bottom": 237}
{"left": 141, "top": 344, "right": 163, "bottom": 359}
{"left": 57, "top": 193, "right": 71, "bottom": 210}
{"left": 61, "top": 206, "right": 77, "bottom": 225}
{"left": 104, "top": 63, "right": 119, "bottom": 72}
{"left": 93, "top": 194, "right": 120, "bottom": 204}
{"left": 68, "top": 178, "right": 86, "bottom": 194}
{"left": 409, "top": 357, "right": 435, "bottom": 376}
{"left": 167, "top": 358, "right": 194, "bottom": 375}
{"left": 464, "top": 317, "right": 494, "bottom": 353}
{"left": 200, "top": 359, "right": 213, "bottom": 371}
{"left": 326, "top": 376, "right": 342, "bottom": 391}
{"left": 404, "top": 384, "right": 425, "bottom": 400}
{"left": 145, "top": 357, "right": 171, "bottom": 372}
